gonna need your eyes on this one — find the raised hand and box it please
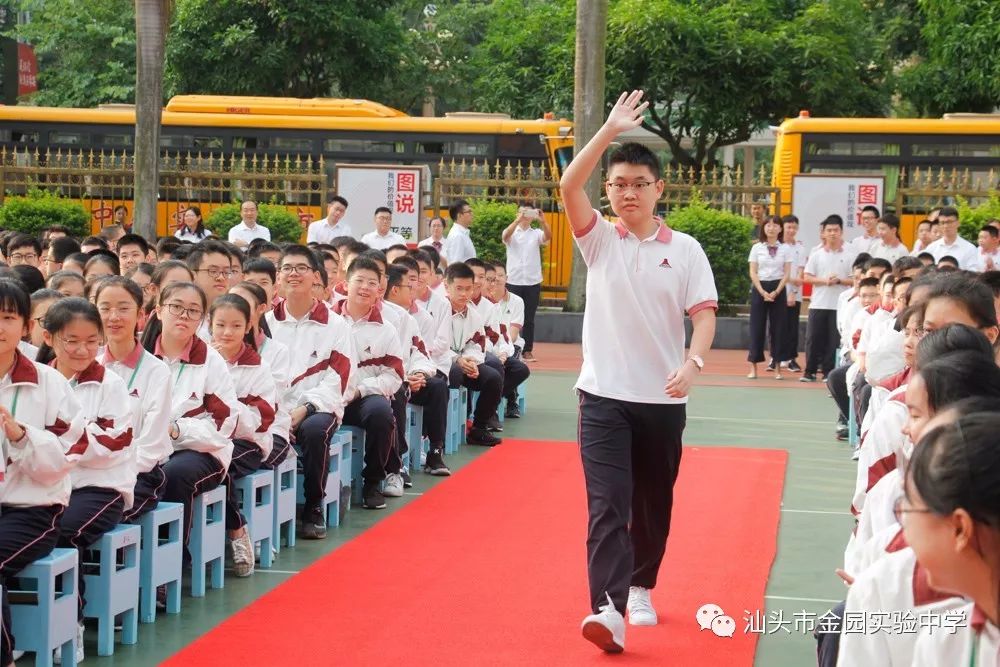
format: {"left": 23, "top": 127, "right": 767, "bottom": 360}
{"left": 603, "top": 90, "right": 649, "bottom": 136}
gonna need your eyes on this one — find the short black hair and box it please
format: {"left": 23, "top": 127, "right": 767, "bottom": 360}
{"left": 47, "top": 270, "right": 85, "bottom": 293}
{"left": 858, "top": 276, "right": 880, "bottom": 289}
{"left": 374, "top": 206, "right": 392, "bottom": 217}
{"left": 12, "top": 264, "right": 45, "bottom": 293}
{"left": 328, "top": 194, "right": 348, "bottom": 207}
{"left": 448, "top": 199, "right": 470, "bottom": 222}
{"left": 917, "top": 252, "right": 936, "bottom": 263}
{"left": 392, "top": 255, "right": 419, "bottom": 274}
{"left": 347, "top": 256, "right": 382, "bottom": 280}
{"left": 977, "top": 271, "right": 1000, "bottom": 297}
{"left": 917, "top": 218, "right": 933, "bottom": 230}
{"left": 409, "top": 248, "right": 433, "bottom": 268}
{"left": 385, "top": 264, "right": 407, "bottom": 292}
{"left": 0, "top": 279, "right": 31, "bottom": 323}
{"left": 7, "top": 234, "right": 42, "bottom": 257}
{"left": 84, "top": 251, "right": 120, "bottom": 277}
{"left": 821, "top": 215, "right": 844, "bottom": 229}
{"left": 385, "top": 244, "right": 409, "bottom": 255}
{"left": 781, "top": 215, "right": 799, "bottom": 225}
{"left": 81, "top": 235, "right": 109, "bottom": 250}
{"left": 242, "top": 257, "right": 277, "bottom": 283}
{"left": 422, "top": 244, "right": 442, "bottom": 268}
{"left": 465, "top": 257, "right": 487, "bottom": 271}
{"left": 64, "top": 252, "right": 91, "bottom": 269}
{"left": 892, "top": 256, "right": 924, "bottom": 277}
{"left": 981, "top": 225, "right": 1000, "bottom": 239}
{"left": 116, "top": 233, "right": 149, "bottom": 256}
{"left": 278, "top": 244, "right": 320, "bottom": 272}
{"left": 185, "top": 239, "right": 231, "bottom": 272}
{"left": 865, "top": 257, "right": 893, "bottom": 274}
{"left": 852, "top": 253, "right": 872, "bottom": 271}
{"left": 358, "top": 248, "right": 387, "bottom": 270}
{"left": 878, "top": 214, "right": 900, "bottom": 231}
{"left": 938, "top": 206, "right": 959, "bottom": 219}
{"left": 49, "top": 236, "right": 82, "bottom": 263}
{"left": 938, "top": 255, "right": 959, "bottom": 267}
{"left": 156, "top": 236, "right": 182, "bottom": 257}
{"left": 607, "top": 142, "right": 661, "bottom": 180}
{"left": 861, "top": 205, "right": 880, "bottom": 218}
{"left": 446, "top": 262, "right": 475, "bottom": 283}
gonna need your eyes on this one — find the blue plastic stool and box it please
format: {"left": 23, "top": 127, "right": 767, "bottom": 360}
{"left": 405, "top": 404, "right": 424, "bottom": 472}
{"left": 82, "top": 523, "right": 141, "bottom": 656}
{"left": 189, "top": 484, "right": 226, "bottom": 597}
{"left": 273, "top": 454, "right": 297, "bottom": 552}
{"left": 446, "top": 388, "right": 466, "bottom": 454}
{"left": 295, "top": 432, "right": 342, "bottom": 528}
{"left": 10, "top": 548, "right": 78, "bottom": 667}
{"left": 235, "top": 470, "right": 274, "bottom": 569}
{"left": 342, "top": 426, "right": 367, "bottom": 506}
{"left": 848, "top": 393, "right": 860, "bottom": 447}
{"left": 137, "top": 502, "right": 182, "bottom": 623}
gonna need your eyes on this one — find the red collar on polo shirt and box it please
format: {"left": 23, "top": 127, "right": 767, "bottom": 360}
{"left": 331, "top": 299, "right": 383, "bottom": 324}
{"left": 48, "top": 358, "right": 105, "bottom": 384}
{"left": 153, "top": 335, "right": 208, "bottom": 364}
{"left": 613, "top": 221, "right": 673, "bottom": 243}
{"left": 9, "top": 349, "right": 38, "bottom": 385}
{"left": 271, "top": 298, "right": 330, "bottom": 324}
{"left": 100, "top": 341, "right": 144, "bottom": 369}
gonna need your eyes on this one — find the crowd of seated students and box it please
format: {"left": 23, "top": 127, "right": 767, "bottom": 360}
{"left": 806, "top": 214, "right": 1000, "bottom": 664}
{"left": 0, "top": 217, "right": 532, "bottom": 666}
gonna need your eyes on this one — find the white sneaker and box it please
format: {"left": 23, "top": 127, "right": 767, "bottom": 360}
{"left": 12, "top": 650, "right": 25, "bottom": 662}
{"left": 627, "top": 586, "right": 658, "bottom": 626}
{"left": 581, "top": 593, "right": 625, "bottom": 653}
{"left": 230, "top": 529, "right": 255, "bottom": 577}
{"left": 383, "top": 473, "right": 404, "bottom": 498}
{"left": 53, "top": 622, "right": 84, "bottom": 664}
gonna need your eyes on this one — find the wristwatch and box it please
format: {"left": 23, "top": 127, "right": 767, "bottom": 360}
{"left": 687, "top": 355, "right": 705, "bottom": 372}
{"left": 302, "top": 402, "right": 318, "bottom": 418}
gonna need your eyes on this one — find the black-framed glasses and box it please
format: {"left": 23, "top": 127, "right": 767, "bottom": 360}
{"left": 195, "top": 267, "right": 231, "bottom": 280}
{"left": 279, "top": 264, "right": 314, "bottom": 275}
{"left": 893, "top": 496, "right": 934, "bottom": 525}
{"left": 163, "top": 302, "right": 204, "bottom": 321}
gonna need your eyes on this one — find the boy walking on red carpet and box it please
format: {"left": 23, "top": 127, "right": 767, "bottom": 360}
{"left": 559, "top": 90, "right": 718, "bottom": 653}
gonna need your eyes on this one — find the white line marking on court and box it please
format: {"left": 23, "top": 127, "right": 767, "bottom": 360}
{"left": 765, "top": 595, "right": 841, "bottom": 604}
{"left": 781, "top": 509, "right": 852, "bottom": 516}
{"left": 688, "top": 416, "right": 831, "bottom": 426}
{"left": 404, "top": 492, "right": 423, "bottom": 496}
{"left": 225, "top": 567, "right": 300, "bottom": 575}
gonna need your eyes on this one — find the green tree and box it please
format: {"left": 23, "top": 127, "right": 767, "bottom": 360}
{"left": 11, "top": 0, "right": 135, "bottom": 107}
{"left": 166, "top": 0, "right": 408, "bottom": 99}
{"left": 895, "top": 0, "right": 1000, "bottom": 115}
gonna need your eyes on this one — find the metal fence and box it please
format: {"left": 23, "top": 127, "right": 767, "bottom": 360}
{"left": 894, "top": 166, "right": 1000, "bottom": 213}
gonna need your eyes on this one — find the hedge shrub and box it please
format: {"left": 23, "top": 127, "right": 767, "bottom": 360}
{"left": 957, "top": 193, "right": 1000, "bottom": 243}
{"left": 666, "top": 193, "right": 753, "bottom": 314}
{"left": 0, "top": 188, "right": 91, "bottom": 237}
{"left": 466, "top": 199, "right": 518, "bottom": 264}
{"left": 205, "top": 202, "right": 304, "bottom": 243}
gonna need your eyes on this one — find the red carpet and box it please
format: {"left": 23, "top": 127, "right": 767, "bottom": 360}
{"left": 166, "top": 441, "right": 787, "bottom": 666}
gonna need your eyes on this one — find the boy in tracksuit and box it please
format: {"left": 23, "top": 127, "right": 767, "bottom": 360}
{"left": 483, "top": 262, "right": 531, "bottom": 419}
{"left": 265, "top": 245, "right": 354, "bottom": 540}
{"left": 332, "top": 256, "right": 404, "bottom": 510}
{"left": 444, "top": 262, "right": 503, "bottom": 447}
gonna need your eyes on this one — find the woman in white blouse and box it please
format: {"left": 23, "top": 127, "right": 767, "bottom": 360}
{"left": 174, "top": 206, "right": 213, "bottom": 242}
{"left": 747, "top": 215, "right": 791, "bottom": 379}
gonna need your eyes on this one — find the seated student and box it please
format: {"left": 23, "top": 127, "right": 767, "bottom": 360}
{"left": 310, "top": 258, "right": 332, "bottom": 306}
{"left": 383, "top": 262, "right": 451, "bottom": 476}
{"left": 143, "top": 260, "right": 195, "bottom": 320}
{"left": 116, "top": 234, "right": 151, "bottom": 275}
{"left": 224, "top": 242, "right": 246, "bottom": 288}
{"left": 12, "top": 265, "right": 46, "bottom": 296}
{"left": 156, "top": 236, "right": 183, "bottom": 262}
{"left": 331, "top": 257, "right": 404, "bottom": 506}
{"left": 937, "top": 255, "right": 959, "bottom": 271}
{"left": 94, "top": 277, "right": 172, "bottom": 523}
{"left": 828, "top": 276, "right": 881, "bottom": 439}
{"left": 384, "top": 244, "right": 409, "bottom": 264}
{"left": 209, "top": 293, "right": 277, "bottom": 578}
{"left": 265, "top": 245, "right": 353, "bottom": 539}
{"left": 916, "top": 251, "right": 935, "bottom": 267}
{"left": 43, "top": 236, "right": 82, "bottom": 278}
{"left": 410, "top": 248, "right": 452, "bottom": 342}
{"left": 486, "top": 261, "right": 530, "bottom": 419}
{"left": 185, "top": 239, "right": 232, "bottom": 307}
{"left": 125, "top": 262, "right": 155, "bottom": 296}
{"left": 246, "top": 239, "right": 282, "bottom": 267}
{"left": 465, "top": 258, "right": 507, "bottom": 431}
{"left": 62, "top": 252, "right": 91, "bottom": 276}
{"left": 46, "top": 270, "right": 86, "bottom": 299}
{"left": 141, "top": 282, "right": 239, "bottom": 553}
{"left": 230, "top": 281, "right": 291, "bottom": 468}
{"left": 0, "top": 281, "right": 87, "bottom": 667}
{"left": 83, "top": 251, "right": 120, "bottom": 283}
{"left": 6, "top": 234, "right": 42, "bottom": 269}
{"left": 904, "top": 410, "right": 1000, "bottom": 666}
{"left": 444, "top": 262, "right": 503, "bottom": 447}
{"left": 27, "top": 288, "right": 62, "bottom": 359}
{"left": 40, "top": 298, "right": 135, "bottom": 661}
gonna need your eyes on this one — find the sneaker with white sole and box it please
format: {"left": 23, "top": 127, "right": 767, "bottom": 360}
{"left": 53, "top": 622, "right": 84, "bottom": 664}
{"left": 230, "top": 529, "right": 255, "bottom": 577}
{"left": 581, "top": 593, "right": 625, "bottom": 653}
{"left": 383, "top": 473, "right": 404, "bottom": 498}
{"left": 626, "top": 586, "right": 658, "bottom": 626}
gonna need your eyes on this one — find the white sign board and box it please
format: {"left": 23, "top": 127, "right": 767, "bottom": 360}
{"left": 335, "top": 164, "right": 422, "bottom": 241}
{"left": 791, "top": 175, "right": 885, "bottom": 251}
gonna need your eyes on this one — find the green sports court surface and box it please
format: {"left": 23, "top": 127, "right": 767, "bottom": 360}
{"left": 90, "top": 347, "right": 852, "bottom": 666}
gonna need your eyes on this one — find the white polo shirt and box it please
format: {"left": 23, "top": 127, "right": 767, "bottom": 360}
{"left": 785, "top": 241, "right": 808, "bottom": 302}
{"left": 444, "top": 223, "right": 476, "bottom": 263}
{"left": 228, "top": 221, "right": 271, "bottom": 245}
{"left": 504, "top": 226, "right": 546, "bottom": 285}
{"left": 925, "top": 236, "right": 979, "bottom": 270}
{"left": 804, "top": 246, "right": 853, "bottom": 310}
{"left": 360, "top": 230, "right": 406, "bottom": 251}
{"left": 850, "top": 233, "right": 879, "bottom": 257}
{"left": 869, "top": 239, "right": 910, "bottom": 264}
{"left": 307, "top": 219, "right": 354, "bottom": 244}
{"left": 418, "top": 236, "right": 446, "bottom": 253}
{"left": 574, "top": 211, "right": 718, "bottom": 405}
{"left": 747, "top": 242, "right": 791, "bottom": 281}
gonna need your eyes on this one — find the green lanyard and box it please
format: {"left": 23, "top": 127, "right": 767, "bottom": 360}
{"left": 9, "top": 386, "right": 20, "bottom": 418}
{"left": 969, "top": 630, "right": 979, "bottom": 667}
{"left": 175, "top": 362, "right": 188, "bottom": 386}
{"left": 127, "top": 351, "right": 145, "bottom": 390}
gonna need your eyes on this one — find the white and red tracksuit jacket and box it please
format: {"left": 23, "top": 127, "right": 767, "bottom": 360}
{"left": 415, "top": 288, "right": 453, "bottom": 375}
{"left": 476, "top": 295, "right": 516, "bottom": 358}
{"left": 153, "top": 336, "right": 238, "bottom": 470}
{"left": 0, "top": 351, "right": 85, "bottom": 508}
{"left": 448, "top": 304, "right": 488, "bottom": 366}
{"left": 256, "top": 332, "right": 292, "bottom": 442}
{"left": 265, "top": 298, "right": 353, "bottom": 421}
{"left": 330, "top": 301, "right": 404, "bottom": 399}
{"left": 65, "top": 360, "right": 137, "bottom": 508}
{"left": 101, "top": 342, "right": 173, "bottom": 476}
{"left": 382, "top": 300, "right": 437, "bottom": 377}
{"left": 226, "top": 343, "right": 278, "bottom": 458}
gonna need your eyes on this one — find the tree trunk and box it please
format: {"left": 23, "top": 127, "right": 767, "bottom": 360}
{"left": 133, "top": 0, "right": 168, "bottom": 241}
{"left": 565, "top": 0, "right": 608, "bottom": 312}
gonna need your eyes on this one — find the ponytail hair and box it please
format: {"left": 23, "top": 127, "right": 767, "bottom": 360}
{"left": 208, "top": 293, "right": 257, "bottom": 350}
{"left": 36, "top": 297, "right": 103, "bottom": 366}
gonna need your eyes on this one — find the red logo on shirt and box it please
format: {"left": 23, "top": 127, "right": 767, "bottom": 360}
{"left": 659, "top": 258, "right": 672, "bottom": 268}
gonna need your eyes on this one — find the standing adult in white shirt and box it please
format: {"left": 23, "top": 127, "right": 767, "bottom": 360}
{"left": 360, "top": 207, "right": 406, "bottom": 251}
{"left": 801, "top": 216, "right": 855, "bottom": 382}
{"left": 560, "top": 91, "right": 718, "bottom": 654}
{"left": 502, "top": 205, "right": 551, "bottom": 362}
{"left": 850, "top": 206, "right": 881, "bottom": 257}
{"left": 868, "top": 214, "right": 909, "bottom": 264}
{"left": 307, "top": 195, "right": 353, "bottom": 243}
{"left": 228, "top": 200, "right": 271, "bottom": 248}
{"left": 780, "top": 215, "right": 808, "bottom": 373}
{"left": 747, "top": 216, "right": 791, "bottom": 379}
{"left": 925, "top": 206, "right": 979, "bottom": 270}
{"left": 418, "top": 217, "right": 447, "bottom": 255}
{"left": 444, "top": 200, "right": 477, "bottom": 264}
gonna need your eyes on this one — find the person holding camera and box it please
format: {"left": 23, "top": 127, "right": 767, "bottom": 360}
{"left": 502, "top": 204, "right": 551, "bottom": 362}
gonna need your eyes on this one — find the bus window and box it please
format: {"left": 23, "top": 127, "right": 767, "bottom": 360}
{"left": 233, "top": 136, "right": 259, "bottom": 150}
{"left": 912, "top": 143, "right": 1000, "bottom": 158}
{"left": 102, "top": 134, "right": 133, "bottom": 148}
{"left": 193, "top": 136, "right": 224, "bottom": 150}
{"left": 554, "top": 146, "right": 573, "bottom": 176}
{"left": 271, "top": 136, "right": 313, "bottom": 152}
{"left": 12, "top": 130, "right": 39, "bottom": 144}
{"left": 160, "top": 134, "right": 193, "bottom": 148}
{"left": 49, "top": 131, "right": 87, "bottom": 146}
{"left": 447, "top": 141, "right": 490, "bottom": 157}
{"left": 805, "top": 140, "right": 898, "bottom": 157}
{"left": 416, "top": 141, "right": 445, "bottom": 155}
{"left": 323, "top": 139, "right": 402, "bottom": 153}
